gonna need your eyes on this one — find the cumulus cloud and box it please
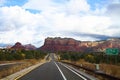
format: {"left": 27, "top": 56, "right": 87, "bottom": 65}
{"left": 107, "top": 3, "right": 120, "bottom": 16}
{"left": 105, "top": 0, "right": 120, "bottom": 36}
{"left": 23, "top": 0, "right": 90, "bottom": 14}
{"left": 0, "top": 6, "right": 47, "bottom": 45}
{"left": 0, "top": 0, "right": 120, "bottom": 47}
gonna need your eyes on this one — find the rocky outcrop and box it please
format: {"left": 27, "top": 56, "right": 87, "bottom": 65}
{"left": 40, "top": 37, "right": 79, "bottom": 52}
{"left": 24, "top": 44, "right": 36, "bottom": 50}
{"left": 11, "top": 42, "right": 25, "bottom": 50}
{"left": 39, "top": 37, "right": 120, "bottom": 52}
{"left": 93, "top": 38, "right": 120, "bottom": 52}
{"left": 11, "top": 42, "right": 36, "bottom": 50}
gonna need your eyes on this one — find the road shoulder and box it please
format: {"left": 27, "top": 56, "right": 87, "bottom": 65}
{"left": 1, "top": 61, "right": 47, "bottom": 80}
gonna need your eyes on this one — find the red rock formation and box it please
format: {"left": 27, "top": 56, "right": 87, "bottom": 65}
{"left": 39, "top": 37, "right": 120, "bottom": 52}
{"left": 11, "top": 42, "right": 36, "bottom": 50}
{"left": 24, "top": 44, "right": 36, "bottom": 50}
{"left": 40, "top": 37, "right": 87, "bottom": 52}
{"left": 11, "top": 42, "right": 25, "bottom": 50}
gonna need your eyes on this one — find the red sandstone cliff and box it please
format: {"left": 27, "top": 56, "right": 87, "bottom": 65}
{"left": 39, "top": 37, "right": 120, "bottom": 52}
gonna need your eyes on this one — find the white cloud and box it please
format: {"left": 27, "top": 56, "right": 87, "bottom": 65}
{"left": 65, "top": 0, "right": 90, "bottom": 14}
{"left": 23, "top": 0, "right": 90, "bottom": 14}
{"left": 0, "top": 0, "right": 120, "bottom": 47}
{"left": 105, "top": 1, "right": 120, "bottom": 36}
{"left": 0, "top": 6, "right": 48, "bottom": 46}
{"left": 23, "top": 0, "right": 56, "bottom": 12}
{"left": 112, "top": 0, "right": 120, "bottom": 4}
{"left": 44, "top": 13, "right": 112, "bottom": 35}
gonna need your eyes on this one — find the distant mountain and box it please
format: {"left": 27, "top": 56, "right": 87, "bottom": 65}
{"left": 11, "top": 42, "right": 25, "bottom": 50}
{"left": 24, "top": 44, "right": 36, "bottom": 50}
{"left": 11, "top": 42, "right": 36, "bottom": 50}
{"left": 39, "top": 37, "right": 120, "bottom": 52}
{"left": 6, "top": 45, "right": 12, "bottom": 49}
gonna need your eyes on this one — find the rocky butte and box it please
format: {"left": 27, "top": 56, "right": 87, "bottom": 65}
{"left": 11, "top": 42, "right": 36, "bottom": 50}
{"left": 39, "top": 37, "right": 120, "bottom": 52}
{"left": 11, "top": 42, "right": 25, "bottom": 50}
{"left": 24, "top": 44, "right": 36, "bottom": 50}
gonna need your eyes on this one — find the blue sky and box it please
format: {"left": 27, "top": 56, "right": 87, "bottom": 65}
{"left": 0, "top": 0, "right": 120, "bottom": 47}
{"left": 0, "top": 0, "right": 28, "bottom": 6}
{"left": 87, "top": 0, "right": 110, "bottom": 10}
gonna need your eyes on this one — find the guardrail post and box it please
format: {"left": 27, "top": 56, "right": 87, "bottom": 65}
{"left": 80, "top": 64, "right": 82, "bottom": 67}
{"left": 95, "top": 64, "right": 99, "bottom": 70}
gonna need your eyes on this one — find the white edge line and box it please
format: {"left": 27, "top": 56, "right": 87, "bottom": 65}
{"left": 59, "top": 62, "right": 87, "bottom": 80}
{"left": 54, "top": 62, "right": 67, "bottom": 80}
{"left": 64, "top": 64, "right": 96, "bottom": 80}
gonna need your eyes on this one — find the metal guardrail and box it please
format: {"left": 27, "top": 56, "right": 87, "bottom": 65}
{"left": 61, "top": 61, "right": 120, "bottom": 80}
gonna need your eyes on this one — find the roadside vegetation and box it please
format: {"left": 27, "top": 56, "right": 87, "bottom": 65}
{"left": 57, "top": 51, "right": 120, "bottom": 78}
{"left": 0, "top": 49, "right": 46, "bottom": 60}
{"left": 0, "top": 59, "right": 46, "bottom": 79}
{"left": 0, "top": 49, "right": 47, "bottom": 79}
{"left": 58, "top": 51, "right": 120, "bottom": 64}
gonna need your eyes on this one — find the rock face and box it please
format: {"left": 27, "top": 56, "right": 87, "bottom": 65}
{"left": 93, "top": 38, "right": 120, "bottom": 52}
{"left": 24, "top": 44, "right": 36, "bottom": 50}
{"left": 39, "top": 37, "right": 120, "bottom": 52}
{"left": 11, "top": 42, "right": 36, "bottom": 50}
{"left": 11, "top": 42, "right": 25, "bottom": 50}
{"left": 40, "top": 37, "right": 80, "bottom": 52}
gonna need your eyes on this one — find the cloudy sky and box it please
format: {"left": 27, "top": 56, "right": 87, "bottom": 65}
{"left": 0, "top": 0, "right": 120, "bottom": 47}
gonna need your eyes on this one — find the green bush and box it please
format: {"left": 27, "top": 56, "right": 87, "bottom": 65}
{"left": 58, "top": 51, "right": 120, "bottom": 65}
{"left": 0, "top": 49, "right": 47, "bottom": 61}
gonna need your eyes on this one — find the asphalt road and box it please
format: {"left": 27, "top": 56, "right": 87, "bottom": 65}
{"left": 18, "top": 53, "right": 93, "bottom": 80}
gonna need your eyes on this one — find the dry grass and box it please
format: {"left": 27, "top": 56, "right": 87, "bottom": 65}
{"left": 76, "top": 59, "right": 96, "bottom": 70}
{"left": 62, "top": 59, "right": 120, "bottom": 79}
{"left": 0, "top": 61, "right": 15, "bottom": 64}
{"left": 0, "top": 63, "right": 31, "bottom": 78}
{"left": 100, "top": 64, "right": 120, "bottom": 78}
{"left": 73, "top": 59, "right": 120, "bottom": 78}
{"left": 76, "top": 60, "right": 120, "bottom": 79}
{"left": 0, "top": 59, "right": 45, "bottom": 79}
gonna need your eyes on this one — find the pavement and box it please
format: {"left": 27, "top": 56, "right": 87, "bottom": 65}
{"left": 1, "top": 53, "right": 98, "bottom": 80}
{"left": 18, "top": 53, "right": 97, "bottom": 80}
{"left": 1, "top": 62, "right": 45, "bottom": 80}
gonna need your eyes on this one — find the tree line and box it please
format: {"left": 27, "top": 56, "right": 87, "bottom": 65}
{"left": 0, "top": 49, "right": 47, "bottom": 61}
{"left": 58, "top": 51, "right": 120, "bottom": 65}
